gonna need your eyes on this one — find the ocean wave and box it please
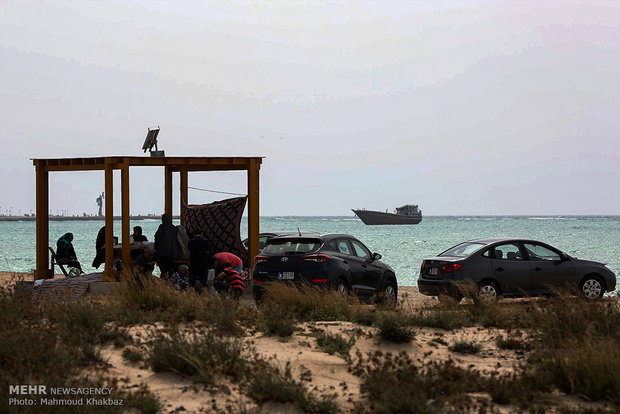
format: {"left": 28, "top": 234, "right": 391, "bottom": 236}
{"left": 528, "top": 217, "right": 577, "bottom": 221}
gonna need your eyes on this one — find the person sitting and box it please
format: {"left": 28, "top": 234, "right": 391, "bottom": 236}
{"left": 169, "top": 264, "right": 190, "bottom": 290}
{"left": 134, "top": 248, "right": 156, "bottom": 276}
{"left": 213, "top": 252, "right": 244, "bottom": 298}
{"left": 131, "top": 226, "right": 148, "bottom": 243}
{"left": 56, "top": 233, "right": 84, "bottom": 275}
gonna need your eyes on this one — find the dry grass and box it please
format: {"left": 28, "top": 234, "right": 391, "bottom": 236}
{"left": 1, "top": 272, "right": 619, "bottom": 413}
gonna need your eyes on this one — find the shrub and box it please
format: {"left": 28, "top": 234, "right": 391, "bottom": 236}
{"left": 259, "top": 304, "right": 297, "bottom": 337}
{"left": 376, "top": 312, "right": 415, "bottom": 343}
{"left": 448, "top": 340, "right": 482, "bottom": 354}
{"left": 122, "top": 347, "right": 144, "bottom": 363}
{"left": 350, "top": 351, "right": 484, "bottom": 413}
{"left": 122, "top": 385, "right": 162, "bottom": 414}
{"left": 147, "top": 330, "right": 248, "bottom": 384}
{"left": 313, "top": 330, "right": 356, "bottom": 363}
{"left": 245, "top": 361, "right": 339, "bottom": 414}
{"left": 496, "top": 335, "right": 529, "bottom": 350}
{"left": 262, "top": 282, "right": 353, "bottom": 322}
{"left": 527, "top": 297, "right": 620, "bottom": 404}
{"left": 410, "top": 308, "right": 473, "bottom": 330}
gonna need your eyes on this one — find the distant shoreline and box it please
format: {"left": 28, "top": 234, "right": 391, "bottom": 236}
{"left": 0, "top": 215, "right": 179, "bottom": 222}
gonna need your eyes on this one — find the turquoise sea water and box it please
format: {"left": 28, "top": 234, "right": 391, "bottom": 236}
{"left": 1, "top": 216, "right": 618, "bottom": 287}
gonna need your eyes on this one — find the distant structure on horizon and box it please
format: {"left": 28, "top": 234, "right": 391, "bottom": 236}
{"left": 96, "top": 192, "right": 104, "bottom": 216}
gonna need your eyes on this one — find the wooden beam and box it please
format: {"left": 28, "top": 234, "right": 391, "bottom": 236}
{"left": 180, "top": 169, "right": 188, "bottom": 226}
{"left": 34, "top": 162, "right": 51, "bottom": 279}
{"left": 104, "top": 163, "right": 115, "bottom": 281}
{"left": 121, "top": 162, "right": 130, "bottom": 270}
{"left": 164, "top": 166, "right": 173, "bottom": 216}
{"left": 247, "top": 158, "right": 260, "bottom": 270}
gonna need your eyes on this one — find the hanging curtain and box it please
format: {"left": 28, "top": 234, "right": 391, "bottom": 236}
{"left": 182, "top": 196, "right": 248, "bottom": 264}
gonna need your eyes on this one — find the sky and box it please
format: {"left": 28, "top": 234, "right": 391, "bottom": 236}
{"left": 1, "top": 0, "right": 619, "bottom": 216}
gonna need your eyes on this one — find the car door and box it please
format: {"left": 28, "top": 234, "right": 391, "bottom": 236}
{"left": 523, "top": 242, "right": 575, "bottom": 293}
{"left": 490, "top": 242, "right": 532, "bottom": 295}
{"left": 350, "top": 239, "right": 384, "bottom": 293}
{"left": 331, "top": 239, "right": 365, "bottom": 288}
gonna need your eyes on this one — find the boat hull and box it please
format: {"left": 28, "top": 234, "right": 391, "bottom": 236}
{"left": 352, "top": 209, "right": 422, "bottom": 225}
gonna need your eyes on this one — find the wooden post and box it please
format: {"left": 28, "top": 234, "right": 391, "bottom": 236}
{"left": 121, "top": 161, "right": 130, "bottom": 269}
{"left": 104, "top": 163, "right": 115, "bottom": 281}
{"left": 164, "top": 166, "right": 173, "bottom": 216}
{"left": 180, "top": 169, "right": 188, "bottom": 226}
{"left": 34, "top": 161, "right": 51, "bottom": 279}
{"left": 247, "top": 158, "right": 260, "bottom": 270}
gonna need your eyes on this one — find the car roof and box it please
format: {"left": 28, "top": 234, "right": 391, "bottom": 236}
{"left": 466, "top": 237, "right": 542, "bottom": 245}
{"left": 268, "top": 233, "right": 358, "bottom": 241}
{"left": 269, "top": 232, "right": 322, "bottom": 239}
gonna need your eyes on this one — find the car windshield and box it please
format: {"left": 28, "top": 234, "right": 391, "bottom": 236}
{"left": 439, "top": 242, "right": 486, "bottom": 257}
{"left": 262, "top": 238, "right": 322, "bottom": 255}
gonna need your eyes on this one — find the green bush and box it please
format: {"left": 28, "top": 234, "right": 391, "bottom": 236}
{"left": 313, "top": 330, "right": 355, "bottom": 363}
{"left": 448, "top": 340, "right": 482, "bottom": 354}
{"left": 350, "top": 351, "right": 483, "bottom": 413}
{"left": 147, "top": 330, "right": 248, "bottom": 384}
{"left": 376, "top": 312, "right": 415, "bottom": 343}
{"left": 245, "top": 361, "right": 339, "bottom": 414}
{"left": 259, "top": 304, "right": 297, "bottom": 337}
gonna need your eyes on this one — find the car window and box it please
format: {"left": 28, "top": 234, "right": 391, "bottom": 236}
{"left": 492, "top": 243, "right": 522, "bottom": 260}
{"left": 524, "top": 243, "right": 561, "bottom": 261}
{"left": 259, "top": 235, "right": 271, "bottom": 249}
{"left": 262, "top": 238, "right": 321, "bottom": 255}
{"left": 440, "top": 242, "right": 486, "bottom": 257}
{"left": 350, "top": 240, "right": 372, "bottom": 259}
{"left": 332, "top": 240, "right": 352, "bottom": 255}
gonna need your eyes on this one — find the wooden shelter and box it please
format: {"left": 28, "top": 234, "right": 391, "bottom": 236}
{"left": 32, "top": 156, "right": 263, "bottom": 280}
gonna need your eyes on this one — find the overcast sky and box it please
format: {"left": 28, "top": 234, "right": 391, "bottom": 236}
{"left": 1, "top": 0, "right": 619, "bottom": 216}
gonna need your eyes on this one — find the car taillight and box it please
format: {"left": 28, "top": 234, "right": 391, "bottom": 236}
{"left": 253, "top": 279, "right": 262, "bottom": 285}
{"left": 420, "top": 262, "right": 426, "bottom": 272}
{"left": 311, "top": 279, "right": 328, "bottom": 284}
{"left": 441, "top": 263, "right": 463, "bottom": 273}
{"left": 255, "top": 256, "right": 269, "bottom": 265}
{"left": 302, "top": 254, "right": 331, "bottom": 263}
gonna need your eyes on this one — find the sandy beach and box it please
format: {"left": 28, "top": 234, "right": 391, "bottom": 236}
{"left": 2, "top": 270, "right": 617, "bottom": 413}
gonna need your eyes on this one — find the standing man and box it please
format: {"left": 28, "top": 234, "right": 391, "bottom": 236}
{"left": 188, "top": 228, "right": 211, "bottom": 289}
{"left": 154, "top": 213, "right": 177, "bottom": 279}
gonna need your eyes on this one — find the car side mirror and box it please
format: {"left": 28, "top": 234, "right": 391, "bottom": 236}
{"left": 372, "top": 252, "right": 382, "bottom": 261}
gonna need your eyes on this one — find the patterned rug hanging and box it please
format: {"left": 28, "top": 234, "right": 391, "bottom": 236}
{"left": 182, "top": 196, "right": 248, "bottom": 265}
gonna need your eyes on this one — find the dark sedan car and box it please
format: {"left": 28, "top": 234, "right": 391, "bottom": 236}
{"left": 418, "top": 238, "right": 617, "bottom": 302}
{"left": 253, "top": 233, "right": 398, "bottom": 305}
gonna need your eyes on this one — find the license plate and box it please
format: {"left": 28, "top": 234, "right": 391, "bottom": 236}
{"left": 428, "top": 268, "right": 438, "bottom": 275}
{"left": 278, "top": 272, "right": 295, "bottom": 280}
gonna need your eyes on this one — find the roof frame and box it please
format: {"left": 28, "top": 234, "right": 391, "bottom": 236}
{"left": 32, "top": 156, "right": 263, "bottom": 280}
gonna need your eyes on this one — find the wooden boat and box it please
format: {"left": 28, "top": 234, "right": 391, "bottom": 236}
{"left": 352, "top": 205, "right": 422, "bottom": 225}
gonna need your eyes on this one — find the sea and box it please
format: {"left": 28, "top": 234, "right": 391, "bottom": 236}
{"left": 1, "top": 216, "right": 618, "bottom": 287}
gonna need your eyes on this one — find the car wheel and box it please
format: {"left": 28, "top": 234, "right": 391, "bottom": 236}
{"left": 381, "top": 280, "right": 397, "bottom": 307}
{"left": 581, "top": 276, "right": 604, "bottom": 300}
{"left": 336, "top": 278, "right": 349, "bottom": 299}
{"left": 477, "top": 281, "right": 499, "bottom": 304}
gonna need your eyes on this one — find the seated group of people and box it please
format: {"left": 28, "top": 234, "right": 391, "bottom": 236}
{"left": 58, "top": 213, "right": 245, "bottom": 298}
